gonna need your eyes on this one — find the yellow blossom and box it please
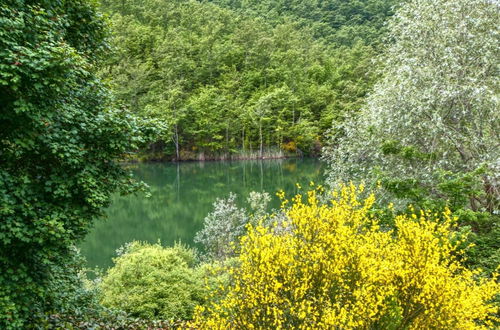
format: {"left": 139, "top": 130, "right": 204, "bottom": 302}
{"left": 193, "top": 185, "right": 499, "bottom": 329}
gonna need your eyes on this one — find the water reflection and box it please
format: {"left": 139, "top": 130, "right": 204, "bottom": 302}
{"left": 80, "top": 158, "right": 324, "bottom": 270}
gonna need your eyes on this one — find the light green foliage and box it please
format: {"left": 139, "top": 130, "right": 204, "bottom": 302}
{"left": 195, "top": 191, "right": 273, "bottom": 261}
{"left": 100, "top": 242, "right": 205, "bottom": 320}
{"left": 0, "top": 0, "right": 158, "bottom": 327}
{"left": 327, "top": 0, "right": 499, "bottom": 204}
{"left": 100, "top": 0, "right": 378, "bottom": 159}
{"left": 247, "top": 191, "right": 271, "bottom": 218}
{"left": 325, "top": 0, "right": 499, "bottom": 273}
{"left": 194, "top": 193, "right": 248, "bottom": 260}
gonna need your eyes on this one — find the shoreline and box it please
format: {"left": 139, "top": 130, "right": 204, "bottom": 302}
{"left": 122, "top": 150, "right": 317, "bottom": 164}
{"left": 121, "top": 154, "right": 310, "bottom": 164}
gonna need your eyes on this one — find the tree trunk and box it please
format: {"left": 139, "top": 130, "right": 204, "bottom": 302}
{"left": 174, "top": 124, "right": 180, "bottom": 161}
{"left": 226, "top": 122, "right": 229, "bottom": 154}
{"left": 259, "top": 121, "right": 263, "bottom": 158}
{"left": 242, "top": 126, "right": 245, "bottom": 152}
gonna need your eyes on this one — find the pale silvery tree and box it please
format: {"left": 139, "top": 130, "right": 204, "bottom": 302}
{"left": 194, "top": 193, "right": 248, "bottom": 260}
{"left": 326, "top": 0, "right": 499, "bottom": 211}
{"left": 194, "top": 191, "right": 272, "bottom": 260}
{"left": 247, "top": 191, "right": 271, "bottom": 220}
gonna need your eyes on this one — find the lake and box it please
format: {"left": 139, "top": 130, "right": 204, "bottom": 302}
{"left": 80, "top": 158, "right": 324, "bottom": 270}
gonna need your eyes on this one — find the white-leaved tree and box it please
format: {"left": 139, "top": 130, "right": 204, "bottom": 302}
{"left": 326, "top": 0, "right": 499, "bottom": 212}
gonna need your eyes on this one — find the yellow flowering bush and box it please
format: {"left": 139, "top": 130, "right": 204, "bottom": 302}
{"left": 193, "top": 185, "right": 499, "bottom": 329}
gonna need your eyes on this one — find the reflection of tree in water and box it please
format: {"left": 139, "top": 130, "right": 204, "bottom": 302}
{"left": 81, "top": 159, "right": 323, "bottom": 270}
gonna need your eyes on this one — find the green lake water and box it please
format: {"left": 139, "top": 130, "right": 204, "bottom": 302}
{"left": 80, "top": 158, "right": 324, "bottom": 270}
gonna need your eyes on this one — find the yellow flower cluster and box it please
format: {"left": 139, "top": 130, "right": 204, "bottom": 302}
{"left": 193, "top": 184, "right": 499, "bottom": 329}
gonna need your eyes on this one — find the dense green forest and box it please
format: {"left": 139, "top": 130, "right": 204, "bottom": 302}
{"left": 100, "top": 0, "right": 386, "bottom": 160}
{"left": 1, "top": 0, "right": 498, "bottom": 328}
{"left": 208, "top": 0, "right": 399, "bottom": 46}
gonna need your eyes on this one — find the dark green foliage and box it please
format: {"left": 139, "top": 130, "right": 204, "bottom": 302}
{"left": 35, "top": 247, "right": 189, "bottom": 328}
{"left": 375, "top": 166, "right": 499, "bottom": 275}
{"left": 465, "top": 224, "right": 499, "bottom": 275}
{"left": 30, "top": 247, "right": 115, "bottom": 328}
{"left": 0, "top": 0, "right": 157, "bottom": 327}
{"left": 207, "top": 0, "right": 400, "bottom": 46}
{"left": 36, "top": 249, "right": 187, "bottom": 328}
{"left": 100, "top": 0, "right": 378, "bottom": 159}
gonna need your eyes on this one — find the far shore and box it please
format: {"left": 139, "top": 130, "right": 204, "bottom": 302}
{"left": 122, "top": 150, "right": 317, "bottom": 163}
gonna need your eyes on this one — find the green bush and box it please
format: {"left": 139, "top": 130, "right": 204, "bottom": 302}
{"left": 100, "top": 242, "right": 205, "bottom": 320}
{"left": 0, "top": 1, "right": 159, "bottom": 326}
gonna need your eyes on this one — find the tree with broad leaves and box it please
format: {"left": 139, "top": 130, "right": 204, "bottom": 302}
{"left": 0, "top": 0, "right": 159, "bottom": 327}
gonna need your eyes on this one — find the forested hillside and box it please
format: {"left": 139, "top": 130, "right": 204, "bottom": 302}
{"left": 208, "top": 0, "right": 399, "bottom": 46}
{"left": 100, "top": 0, "right": 386, "bottom": 160}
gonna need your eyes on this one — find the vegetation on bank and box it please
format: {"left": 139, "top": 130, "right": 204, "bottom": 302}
{"left": 100, "top": 0, "right": 383, "bottom": 160}
{"left": 100, "top": 242, "right": 206, "bottom": 320}
{"left": 91, "top": 185, "right": 499, "bottom": 328}
{"left": 0, "top": 0, "right": 498, "bottom": 328}
{"left": 325, "top": 0, "right": 499, "bottom": 275}
{"left": 0, "top": 0, "right": 159, "bottom": 327}
{"left": 125, "top": 147, "right": 297, "bottom": 162}
{"left": 193, "top": 185, "right": 499, "bottom": 328}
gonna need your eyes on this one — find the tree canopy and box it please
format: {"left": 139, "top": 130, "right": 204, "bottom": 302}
{"left": 327, "top": 0, "right": 499, "bottom": 209}
{"left": 100, "top": 0, "right": 378, "bottom": 159}
{"left": 324, "top": 0, "right": 499, "bottom": 274}
{"left": 207, "top": 0, "right": 400, "bottom": 46}
{"left": 0, "top": 0, "right": 156, "bottom": 326}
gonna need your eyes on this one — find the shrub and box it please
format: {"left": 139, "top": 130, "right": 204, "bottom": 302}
{"left": 194, "top": 193, "right": 248, "bottom": 260}
{"left": 195, "top": 191, "right": 272, "bottom": 261}
{"left": 100, "top": 242, "right": 205, "bottom": 321}
{"left": 247, "top": 191, "right": 272, "bottom": 220}
{"left": 32, "top": 248, "right": 186, "bottom": 329}
{"left": 0, "top": 0, "right": 160, "bottom": 326}
{"left": 194, "top": 185, "right": 499, "bottom": 329}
